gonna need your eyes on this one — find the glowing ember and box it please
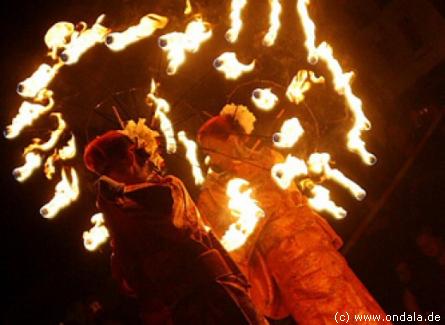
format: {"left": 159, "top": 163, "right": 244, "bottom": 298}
{"left": 271, "top": 155, "right": 308, "bottom": 189}
{"left": 251, "top": 88, "right": 278, "bottom": 111}
{"left": 263, "top": 0, "right": 282, "bottom": 46}
{"left": 178, "top": 131, "right": 204, "bottom": 185}
{"left": 5, "top": 91, "right": 55, "bottom": 139}
{"left": 60, "top": 15, "right": 108, "bottom": 65}
{"left": 24, "top": 113, "right": 66, "bottom": 154}
{"left": 273, "top": 117, "right": 304, "bottom": 149}
{"left": 286, "top": 69, "right": 312, "bottom": 104}
{"left": 13, "top": 152, "right": 42, "bottom": 183}
{"left": 306, "top": 183, "right": 347, "bottom": 219}
{"left": 146, "top": 80, "right": 177, "bottom": 153}
{"left": 17, "top": 63, "right": 62, "bottom": 99}
{"left": 307, "top": 153, "right": 366, "bottom": 201}
{"left": 184, "top": 0, "right": 192, "bottom": 15}
{"left": 296, "top": 0, "right": 375, "bottom": 165}
{"left": 45, "top": 22, "right": 75, "bottom": 60}
{"left": 214, "top": 52, "right": 255, "bottom": 80}
{"left": 226, "top": 0, "right": 248, "bottom": 43}
{"left": 158, "top": 16, "right": 212, "bottom": 75}
{"left": 83, "top": 213, "right": 110, "bottom": 251}
{"left": 105, "top": 14, "right": 168, "bottom": 52}
{"left": 221, "top": 178, "right": 265, "bottom": 252}
{"left": 40, "top": 167, "right": 80, "bottom": 219}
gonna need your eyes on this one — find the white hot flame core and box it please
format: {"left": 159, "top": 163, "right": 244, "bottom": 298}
{"left": 147, "top": 80, "right": 177, "bottom": 153}
{"left": 60, "top": 14, "right": 108, "bottom": 65}
{"left": 158, "top": 16, "right": 212, "bottom": 75}
{"left": 178, "top": 131, "right": 204, "bottom": 185}
{"left": 45, "top": 22, "right": 75, "bottom": 60}
{"left": 5, "top": 91, "right": 55, "bottom": 139}
{"left": 17, "top": 63, "right": 62, "bottom": 99}
{"left": 221, "top": 178, "right": 265, "bottom": 251}
{"left": 83, "top": 213, "right": 110, "bottom": 251}
{"left": 214, "top": 52, "right": 255, "bottom": 80}
{"left": 105, "top": 14, "right": 168, "bottom": 52}
{"left": 273, "top": 117, "right": 304, "bottom": 149}
{"left": 24, "top": 113, "right": 66, "bottom": 154}
{"left": 251, "top": 88, "right": 278, "bottom": 111}
{"left": 13, "top": 152, "right": 43, "bottom": 183}
{"left": 40, "top": 167, "right": 80, "bottom": 219}
{"left": 296, "top": 0, "right": 375, "bottom": 165}
{"left": 271, "top": 155, "right": 308, "bottom": 189}
{"left": 58, "top": 135, "right": 77, "bottom": 160}
{"left": 307, "top": 184, "right": 347, "bottom": 219}
{"left": 263, "top": 0, "right": 282, "bottom": 46}
{"left": 307, "top": 153, "right": 366, "bottom": 201}
{"left": 226, "top": 0, "right": 248, "bottom": 43}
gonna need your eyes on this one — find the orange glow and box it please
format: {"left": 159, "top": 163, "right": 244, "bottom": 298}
{"left": 13, "top": 152, "right": 43, "bottom": 183}
{"left": 5, "top": 91, "right": 54, "bottom": 139}
{"left": 178, "top": 131, "right": 204, "bottom": 185}
{"left": 40, "top": 167, "right": 80, "bottom": 219}
{"left": 273, "top": 117, "right": 304, "bottom": 149}
{"left": 271, "top": 155, "right": 308, "bottom": 189}
{"left": 83, "top": 213, "right": 110, "bottom": 251}
{"left": 251, "top": 88, "right": 278, "bottom": 111}
{"left": 146, "top": 80, "right": 177, "bottom": 153}
{"left": 214, "top": 52, "right": 255, "bottom": 80}
{"left": 226, "top": 0, "right": 248, "bottom": 43}
{"left": 60, "top": 15, "right": 108, "bottom": 65}
{"left": 105, "top": 14, "right": 168, "bottom": 52}
{"left": 221, "top": 178, "right": 265, "bottom": 251}
{"left": 158, "top": 16, "right": 212, "bottom": 75}
{"left": 263, "top": 0, "right": 282, "bottom": 46}
{"left": 17, "top": 63, "right": 62, "bottom": 99}
{"left": 45, "top": 22, "right": 75, "bottom": 60}
{"left": 296, "top": 0, "right": 375, "bottom": 165}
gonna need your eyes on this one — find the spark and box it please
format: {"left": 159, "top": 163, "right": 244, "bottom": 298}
{"left": 83, "top": 213, "right": 110, "bottom": 251}
{"left": 178, "top": 131, "right": 204, "bottom": 185}
{"left": 213, "top": 52, "right": 255, "bottom": 80}
{"left": 221, "top": 178, "right": 265, "bottom": 251}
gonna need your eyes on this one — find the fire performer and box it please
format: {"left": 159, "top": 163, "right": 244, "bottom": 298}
{"left": 83, "top": 119, "right": 265, "bottom": 324}
{"left": 197, "top": 105, "right": 390, "bottom": 324}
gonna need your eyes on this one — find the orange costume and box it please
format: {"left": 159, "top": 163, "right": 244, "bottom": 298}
{"left": 197, "top": 113, "right": 389, "bottom": 324}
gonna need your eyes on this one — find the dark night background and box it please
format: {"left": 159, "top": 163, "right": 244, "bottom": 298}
{"left": 1, "top": 0, "right": 444, "bottom": 324}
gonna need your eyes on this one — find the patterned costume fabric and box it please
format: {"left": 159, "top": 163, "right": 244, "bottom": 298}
{"left": 97, "top": 173, "right": 266, "bottom": 324}
{"left": 198, "top": 146, "right": 390, "bottom": 324}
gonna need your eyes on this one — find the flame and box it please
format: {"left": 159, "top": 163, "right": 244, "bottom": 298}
{"left": 17, "top": 63, "right": 62, "bottom": 99}
{"left": 214, "top": 52, "right": 255, "bottom": 80}
{"left": 273, "top": 117, "right": 304, "bottom": 149}
{"left": 296, "top": 0, "right": 375, "bottom": 165}
{"left": 83, "top": 213, "right": 110, "bottom": 251}
{"left": 13, "top": 152, "right": 42, "bottom": 183}
{"left": 105, "top": 14, "right": 168, "bottom": 52}
{"left": 251, "top": 88, "right": 278, "bottom": 111}
{"left": 286, "top": 69, "right": 311, "bottom": 104}
{"left": 305, "top": 182, "right": 347, "bottom": 219}
{"left": 24, "top": 113, "right": 66, "bottom": 154}
{"left": 221, "top": 178, "right": 265, "bottom": 251}
{"left": 40, "top": 167, "right": 79, "bottom": 219}
{"left": 44, "top": 135, "right": 77, "bottom": 179}
{"left": 146, "top": 80, "right": 177, "bottom": 153}
{"left": 5, "top": 91, "right": 55, "bottom": 139}
{"left": 158, "top": 16, "right": 212, "bottom": 75}
{"left": 178, "top": 131, "right": 204, "bottom": 185}
{"left": 309, "top": 70, "right": 324, "bottom": 84}
{"left": 226, "top": 0, "right": 248, "bottom": 43}
{"left": 263, "top": 0, "right": 282, "bottom": 46}
{"left": 184, "top": 0, "right": 192, "bottom": 15}
{"left": 271, "top": 155, "right": 308, "bottom": 189}
{"left": 60, "top": 15, "right": 108, "bottom": 65}
{"left": 45, "top": 22, "right": 75, "bottom": 60}
{"left": 307, "top": 153, "right": 366, "bottom": 201}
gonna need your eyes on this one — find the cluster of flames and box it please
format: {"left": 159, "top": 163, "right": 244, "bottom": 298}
{"left": 6, "top": 0, "right": 374, "bottom": 252}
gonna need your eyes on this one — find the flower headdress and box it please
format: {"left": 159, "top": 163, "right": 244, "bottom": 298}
{"left": 219, "top": 103, "right": 256, "bottom": 135}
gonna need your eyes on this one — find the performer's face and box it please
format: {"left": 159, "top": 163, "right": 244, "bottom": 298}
{"left": 107, "top": 152, "right": 151, "bottom": 184}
